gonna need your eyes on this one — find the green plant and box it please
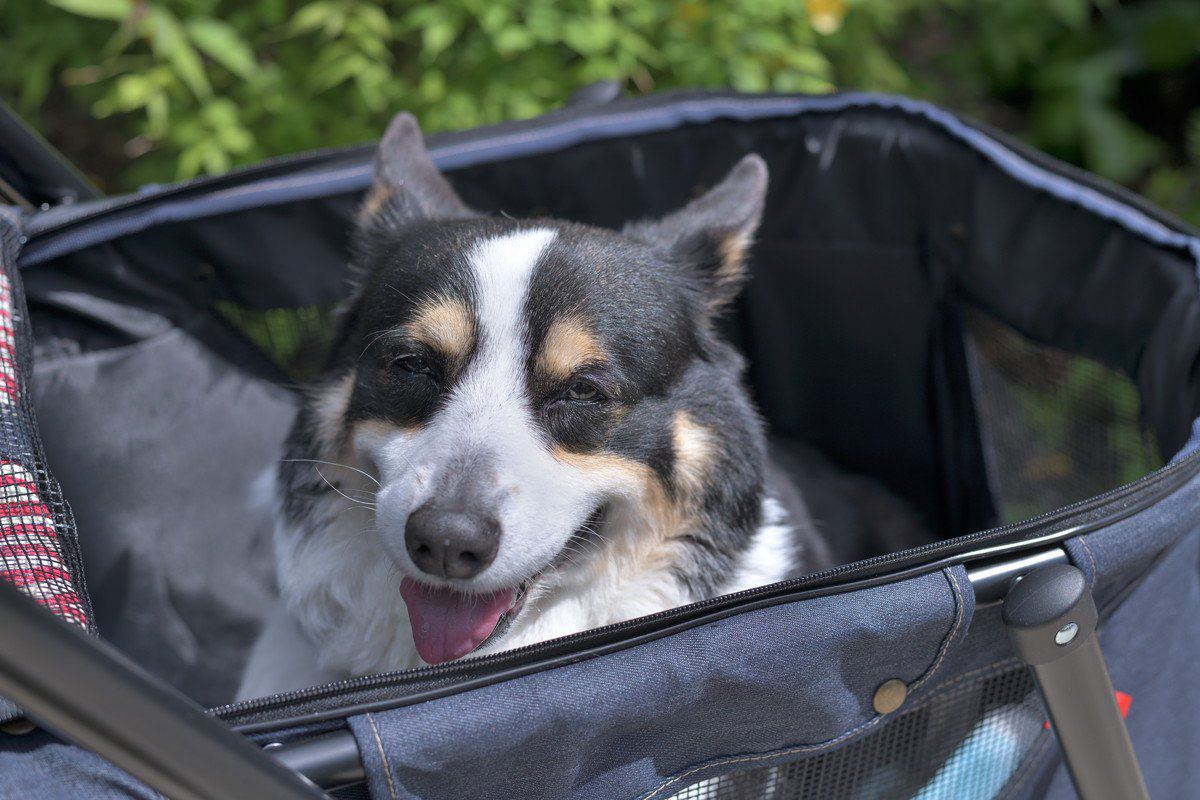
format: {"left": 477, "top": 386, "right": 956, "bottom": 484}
{"left": 922, "top": 0, "right": 1200, "bottom": 220}
{"left": 0, "top": 0, "right": 901, "bottom": 189}
{"left": 0, "top": 0, "right": 1197, "bottom": 229}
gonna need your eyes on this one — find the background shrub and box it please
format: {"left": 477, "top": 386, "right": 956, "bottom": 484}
{"left": 0, "top": 0, "right": 1197, "bottom": 225}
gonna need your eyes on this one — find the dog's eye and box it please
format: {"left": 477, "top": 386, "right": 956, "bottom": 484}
{"left": 564, "top": 380, "right": 601, "bottom": 402}
{"left": 395, "top": 354, "right": 433, "bottom": 376}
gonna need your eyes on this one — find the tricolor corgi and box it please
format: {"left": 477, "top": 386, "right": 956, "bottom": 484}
{"left": 239, "top": 113, "right": 922, "bottom": 698}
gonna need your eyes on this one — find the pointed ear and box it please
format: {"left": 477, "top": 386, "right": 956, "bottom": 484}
{"left": 357, "top": 112, "right": 474, "bottom": 229}
{"left": 624, "top": 154, "right": 767, "bottom": 317}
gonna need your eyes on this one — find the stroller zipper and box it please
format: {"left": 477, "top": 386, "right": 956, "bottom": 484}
{"left": 213, "top": 445, "right": 1200, "bottom": 733}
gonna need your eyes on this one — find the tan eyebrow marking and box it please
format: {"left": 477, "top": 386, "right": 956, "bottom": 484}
{"left": 404, "top": 296, "right": 474, "bottom": 361}
{"left": 537, "top": 315, "right": 606, "bottom": 379}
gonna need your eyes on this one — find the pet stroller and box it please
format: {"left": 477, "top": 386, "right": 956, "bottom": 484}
{"left": 0, "top": 88, "right": 1196, "bottom": 800}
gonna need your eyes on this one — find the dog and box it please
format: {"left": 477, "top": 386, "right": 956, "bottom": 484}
{"left": 238, "top": 113, "right": 923, "bottom": 699}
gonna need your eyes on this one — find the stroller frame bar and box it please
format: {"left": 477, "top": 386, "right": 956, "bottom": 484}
{"left": 1004, "top": 563, "right": 1150, "bottom": 800}
{"left": 0, "top": 581, "right": 326, "bottom": 800}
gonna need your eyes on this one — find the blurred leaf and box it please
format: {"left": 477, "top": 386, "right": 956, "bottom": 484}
{"left": 186, "top": 18, "right": 258, "bottom": 80}
{"left": 1045, "top": 0, "right": 1090, "bottom": 30}
{"left": 1081, "top": 105, "right": 1163, "bottom": 182}
{"left": 46, "top": 0, "right": 130, "bottom": 22}
{"left": 290, "top": 2, "right": 342, "bottom": 36}
{"left": 806, "top": 0, "right": 847, "bottom": 36}
{"left": 145, "top": 7, "right": 211, "bottom": 99}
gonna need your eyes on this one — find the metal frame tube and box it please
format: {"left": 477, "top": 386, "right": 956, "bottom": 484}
{"left": 268, "top": 731, "right": 365, "bottom": 791}
{"left": 0, "top": 582, "right": 326, "bottom": 800}
{"left": 1003, "top": 563, "right": 1149, "bottom": 800}
{"left": 0, "top": 99, "right": 100, "bottom": 207}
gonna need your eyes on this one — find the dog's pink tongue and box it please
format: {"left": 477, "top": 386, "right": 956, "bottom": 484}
{"left": 399, "top": 578, "right": 515, "bottom": 664}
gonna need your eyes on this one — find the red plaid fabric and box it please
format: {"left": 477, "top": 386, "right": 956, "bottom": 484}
{"left": 0, "top": 273, "right": 17, "bottom": 406}
{"left": 0, "top": 271, "right": 88, "bottom": 628}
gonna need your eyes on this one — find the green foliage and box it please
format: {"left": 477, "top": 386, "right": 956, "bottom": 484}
{"left": 0, "top": 0, "right": 1198, "bottom": 227}
{"left": 0, "top": 0, "right": 853, "bottom": 187}
{"left": 926, "top": 0, "right": 1200, "bottom": 217}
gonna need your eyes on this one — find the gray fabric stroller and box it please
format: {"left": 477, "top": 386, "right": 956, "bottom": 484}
{"left": 0, "top": 88, "right": 1197, "bottom": 799}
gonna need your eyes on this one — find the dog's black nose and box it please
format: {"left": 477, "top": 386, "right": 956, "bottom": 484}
{"left": 404, "top": 504, "right": 500, "bottom": 579}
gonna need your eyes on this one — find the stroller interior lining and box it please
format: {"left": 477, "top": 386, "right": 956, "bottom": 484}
{"left": 15, "top": 95, "right": 1200, "bottom": 706}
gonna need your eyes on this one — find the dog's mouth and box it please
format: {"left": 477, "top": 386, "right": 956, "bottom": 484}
{"left": 398, "top": 577, "right": 530, "bottom": 665}
{"left": 398, "top": 506, "right": 606, "bottom": 665}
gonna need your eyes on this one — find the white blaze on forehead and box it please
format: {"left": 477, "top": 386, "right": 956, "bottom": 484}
{"left": 470, "top": 228, "right": 557, "bottom": 362}
{"left": 370, "top": 226, "right": 597, "bottom": 591}
{"left": 437, "top": 227, "right": 570, "bottom": 586}
{"left": 453, "top": 228, "right": 557, "bottom": 443}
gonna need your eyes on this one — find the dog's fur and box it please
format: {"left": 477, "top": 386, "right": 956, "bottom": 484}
{"left": 239, "top": 113, "right": 920, "bottom": 699}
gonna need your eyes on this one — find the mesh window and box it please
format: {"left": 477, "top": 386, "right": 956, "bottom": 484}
{"left": 215, "top": 301, "right": 338, "bottom": 382}
{"left": 668, "top": 668, "right": 1049, "bottom": 800}
{"left": 965, "top": 310, "right": 1162, "bottom": 523}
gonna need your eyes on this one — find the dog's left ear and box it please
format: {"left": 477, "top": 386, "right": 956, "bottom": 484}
{"left": 357, "top": 112, "right": 475, "bottom": 230}
{"left": 624, "top": 154, "right": 768, "bottom": 316}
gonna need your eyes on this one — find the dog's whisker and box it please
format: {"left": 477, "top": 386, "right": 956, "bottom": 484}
{"left": 329, "top": 505, "right": 375, "bottom": 527}
{"left": 572, "top": 527, "right": 610, "bottom": 552}
{"left": 559, "top": 541, "right": 601, "bottom": 565}
{"left": 358, "top": 327, "right": 398, "bottom": 360}
{"left": 314, "top": 467, "right": 378, "bottom": 509}
{"left": 378, "top": 446, "right": 422, "bottom": 479}
{"left": 333, "top": 492, "right": 377, "bottom": 509}
{"left": 565, "top": 534, "right": 604, "bottom": 556}
{"left": 284, "top": 458, "right": 382, "bottom": 488}
{"left": 559, "top": 552, "right": 588, "bottom": 569}
{"left": 385, "top": 284, "right": 422, "bottom": 306}
{"left": 566, "top": 537, "right": 602, "bottom": 556}
{"left": 343, "top": 487, "right": 379, "bottom": 503}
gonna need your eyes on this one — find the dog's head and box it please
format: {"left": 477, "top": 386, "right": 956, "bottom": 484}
{"left": 295, "top": 114, "right": 768, "bottom": 665}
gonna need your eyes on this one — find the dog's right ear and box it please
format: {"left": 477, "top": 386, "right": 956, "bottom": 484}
{"left": 623, "top": 154, "right": 767, "bottom": 320}
{"left": 356, "top": 112, "right": 474, "bottom": 230}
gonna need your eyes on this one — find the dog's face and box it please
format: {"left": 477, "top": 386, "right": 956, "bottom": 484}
{"left": 295, "top": 114, "right": 767, "bottom": 665}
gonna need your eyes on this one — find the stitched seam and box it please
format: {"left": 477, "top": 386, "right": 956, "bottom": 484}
{"left": 910, "top": 567, "right": 966, "bottom": 695}
{"left": 365, "top": 712, "right": 399, "bottom": 800}
{"left": 638, "top": 569, "right": 973, "bottom": 800}
{"left": 1077, "top": 536, "right": 1098, "bottom": 585}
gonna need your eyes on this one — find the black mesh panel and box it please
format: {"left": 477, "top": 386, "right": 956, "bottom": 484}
{"left": 965, "top": 310, "right": 1162, "bottom": 523}
{"left": 668, "top": 667, "right": 1049, "bottom": 800}
{"left": 214, "top": 301, "right": 338, "bottom": 383}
